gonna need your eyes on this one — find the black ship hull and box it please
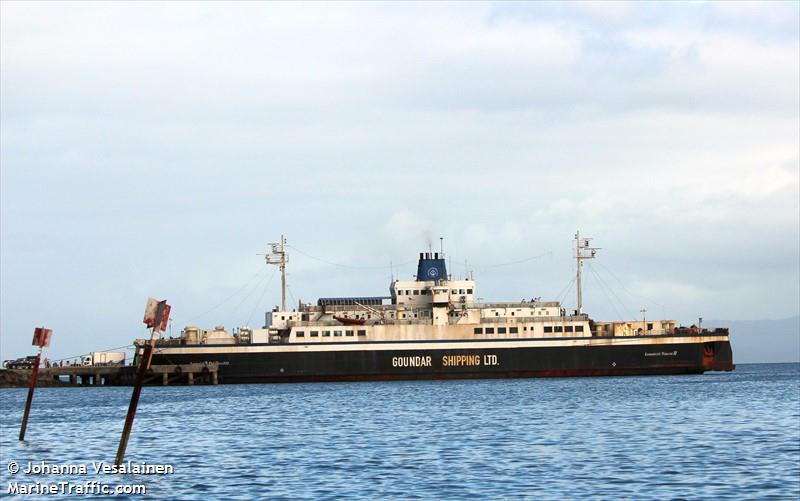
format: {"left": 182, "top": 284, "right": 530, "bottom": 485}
{"left": 149, "top": 335, "right": 734, "bottom": 384}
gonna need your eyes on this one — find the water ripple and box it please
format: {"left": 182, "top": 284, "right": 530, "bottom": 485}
{"left": 1, "top": 363, "right": 798, "bottom": 499}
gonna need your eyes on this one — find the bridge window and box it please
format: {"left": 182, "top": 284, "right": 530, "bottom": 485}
{"left": 575, "top": 326, "right": 584, "bottom": 332}
{"left": 357, "top": 330, "right": 366, "bottom": 336}
{"left": 334, "top": 330, "right": 342, "bottom": 337}
{"left": 565, "top": 326, "right": 573, "bottom": 333}
{"left": 474, "top": 327, "right": 483, "bottom": 334}
{"left": 296, "top": 331, "right": 305, "bottom": 337}
{"left": 555, "top": 326, "right": 563, "bottom": 333}
{"left": 544, "top": 326, "right": 553, "bottom": 333}
{"left": 498, "top": 327, "right": 507, "bottom": 334}
{"left": 323, "top": 330, "right": 331, "bottom": 337}
{"left": 346, "top": 330, "right": 354, "bottom": 336}
{"left": 413, "top": 290, "right": 420, "bottom": 295}
{"left": 310, "top": 331, "right": 319, "bottom": 337}
{"left": 485, "top": 327, "right": 495, "bottom": 334}
{"left": 509, "top": 327, "right": 518, "bottom": 334}
{"left": 467, "top": 289, "right": 473, "bottom": 294}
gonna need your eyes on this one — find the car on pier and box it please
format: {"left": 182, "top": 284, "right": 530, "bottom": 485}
{"left": 3, "top": 356, "right": 38, "bottom": 369}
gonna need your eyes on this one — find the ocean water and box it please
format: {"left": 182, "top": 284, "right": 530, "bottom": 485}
{"left": 1, "top": 363, "right": 798, "bottom": 500}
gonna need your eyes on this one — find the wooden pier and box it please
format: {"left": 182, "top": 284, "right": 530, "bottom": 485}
{"left": 0, "top": 362, "right": 220, "bottom": 388}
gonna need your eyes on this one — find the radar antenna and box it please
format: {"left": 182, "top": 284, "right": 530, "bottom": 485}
{"left": 575, "top": 231, "right": 600, "bottom": 315}
{"left": 259, "top": 235, "right": 288, "bottom": 311}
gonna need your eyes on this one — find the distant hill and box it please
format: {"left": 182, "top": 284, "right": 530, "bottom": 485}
{"left": 706, "top": 316, "right": 800, "bottom": 364}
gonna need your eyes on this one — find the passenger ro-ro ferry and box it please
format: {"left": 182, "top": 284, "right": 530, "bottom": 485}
{"left": 141, "top": 233, "right": 734, "bottom": 383}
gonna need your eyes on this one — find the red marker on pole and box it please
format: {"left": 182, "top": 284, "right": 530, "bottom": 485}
{"left": 19, "top": 327, "right": 52, "bottom": 441}
{"left": 115, "top": 298, "right": 170, "bottom": 465}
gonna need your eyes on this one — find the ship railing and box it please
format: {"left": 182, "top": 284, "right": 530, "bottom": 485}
{"left": 155, "top": 338, "right": 185, "bottom": 346}
{"left": 476, "top": 301, "right": 561, "bottom": 308}
{"left": 672, "top": 327, "right": 729, "bottom": 336}
{"left": 480, "top": 315, "right": 589, "bottom": 324}
{"left": 312, "top": 304, "right": 396, "bottom": 313}
{"left": 608, "top": 330, "right": 671, "bottom": 337}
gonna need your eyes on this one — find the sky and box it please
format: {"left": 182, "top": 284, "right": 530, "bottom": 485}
{"left": 1, "top": 1, "right": 798, "bottom": 362}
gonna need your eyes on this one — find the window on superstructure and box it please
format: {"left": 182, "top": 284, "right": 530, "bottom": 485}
{"left": 296, "top": 331, "right": 305, "bottom": 337}
{"left": 511, "top": 312, "right": 515, "bottom": 316}
{"left": 485, "top": 327, "right": 495, "bottom": 334}
{"left": 647, "top": 323, "right": 653, "bottom": 331}
{"left": 509, "top": 327, "right": 518, "bottom": 334}
{"left": 474, "top": 327, "right": 483, "bottom": 334}
{"left": 544, "top": 326, "right": 553, "bottom": 333}
{"left": 357, "top": 330, "right": 366, "bottom": 336}
{"left": 334, "top": 330, "right": 342, "bottom": 337}
{"left": 575, "top": 326, "right": 584, "bottom": 332}
{"left": 565, "top": 326, "right": 573, "bottom": 333}
{"left": 346, "top": 330, "right": 354, "bottom": 336}
{"left": 459, "top": 289, "right": 465, "bottom": 294}
{"left": 555, "top": 326, "right": 563, "bottom": 333}
{"left": 495, "top": 312, "right": 499, "bottom": 317}
{"left": 422, "top": 290, "right": 429, "bottom": 295}
{"left": 498, "top": 327, "right": 507, "bottom": 334}
{"left": 310, "top": 331, "right": 319, "bottom": 337}
{"left": 467, "top": 289, "right": 473, "bottom": 294}
{"left": 323, "top": 330, "right": 331, "bottom": 337}
{"left": 413, "top": 290, "right": 420, "bottom": 295}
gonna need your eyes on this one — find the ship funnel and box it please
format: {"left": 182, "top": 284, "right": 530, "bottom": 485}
{"left": 416, "top": 252, "right": 447, "bottom": 282}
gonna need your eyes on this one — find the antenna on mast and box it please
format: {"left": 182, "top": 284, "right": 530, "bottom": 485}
{"left": 259, "top": 235, "right": 288, "bottom": 311}
{"left": 574, "top": 231, "right": 600, "bottom": 315}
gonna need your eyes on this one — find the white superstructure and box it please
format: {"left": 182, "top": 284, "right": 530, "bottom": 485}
{"left": 172, "top": 234, "right": 679, "bottom": 347}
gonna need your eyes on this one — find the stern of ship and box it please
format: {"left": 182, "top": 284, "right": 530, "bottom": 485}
{"left": 703, "top": 338, "right": 735, "bottom": 372}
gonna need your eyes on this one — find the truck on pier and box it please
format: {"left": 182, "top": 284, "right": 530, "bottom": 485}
{"left": 82, "top": 352, "right": 126, "bottom": 367}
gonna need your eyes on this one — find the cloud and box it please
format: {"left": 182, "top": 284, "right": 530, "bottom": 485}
{"left": 1, "top": 1, "right": 798, "bottom": 360}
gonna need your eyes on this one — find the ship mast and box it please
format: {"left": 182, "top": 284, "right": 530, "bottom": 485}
{"left": 575, "top": 231, "right": 600, "bottom": 315}
{"left": 264, "top": 235, "right": 288, "bottom": 311}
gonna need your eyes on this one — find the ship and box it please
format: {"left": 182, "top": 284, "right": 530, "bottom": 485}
{"left": 141, "top": 233, "right": 734, "bottom": 383}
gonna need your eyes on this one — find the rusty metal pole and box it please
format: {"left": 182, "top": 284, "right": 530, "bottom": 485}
{"left": 114, "top": 332, "right": 156, "bottom": 465}
{"left": 19, "top": 348, "right": 42, "bottom": 441}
